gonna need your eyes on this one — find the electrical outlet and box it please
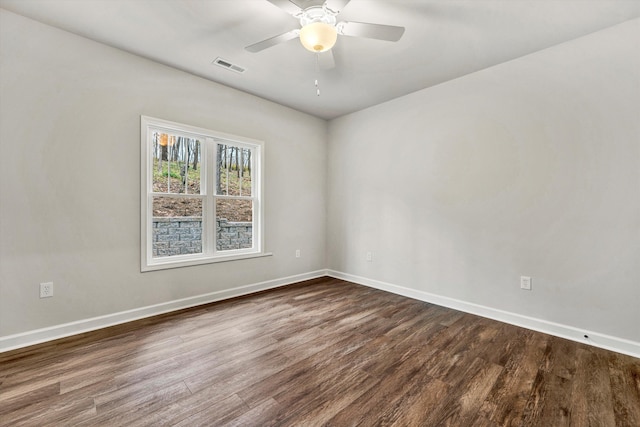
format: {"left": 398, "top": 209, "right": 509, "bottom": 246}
{"left": 366, "top": 251, "right": 373, "bottom": 262}
{"left": 40, "top": 282, "right": 54, "bottom": 298}
{"left": 520, "top": 276, "right": 531, "bottom": 291}
{"left": 295, "top": 249, "right": 301, "bottom": 258}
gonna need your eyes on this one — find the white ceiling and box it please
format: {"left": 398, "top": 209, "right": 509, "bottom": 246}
{"left": 1, "top": 0, "right": 639, "bottom": 119}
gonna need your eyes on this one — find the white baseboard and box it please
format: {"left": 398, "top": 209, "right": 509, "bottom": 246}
{"left": 0, "top": 270, "right": 327, "bottom": 353}
{"left": 327, "top": 270, "right": 640, "bottom": 359}
{"left": 4, "top": 269, "right": 638, "bottom": 359}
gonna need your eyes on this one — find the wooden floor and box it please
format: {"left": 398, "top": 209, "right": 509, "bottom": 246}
{"left": 1, "top": 277, "right": 639, "bottom": 426}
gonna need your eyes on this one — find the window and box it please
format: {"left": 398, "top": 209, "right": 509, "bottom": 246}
{"left": 141, "top": 116, "right": 265, "bottom": 271}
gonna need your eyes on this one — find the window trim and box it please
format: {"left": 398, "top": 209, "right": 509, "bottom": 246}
{"left": 140, "top": 116, "right": 267, "bottom": 272}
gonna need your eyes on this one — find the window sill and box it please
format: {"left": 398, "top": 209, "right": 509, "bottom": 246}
{"left": 142, "top": 251, "right": 273, "bottom": 272}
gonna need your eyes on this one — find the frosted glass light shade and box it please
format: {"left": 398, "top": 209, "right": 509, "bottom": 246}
{"left": 299, "top": 22, "right": 338, "bottom": 52}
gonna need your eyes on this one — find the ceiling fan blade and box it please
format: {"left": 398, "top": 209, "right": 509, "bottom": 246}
{"left": 324, "top": 0, "right": 351, "bottom": 14}
{"left": 266, "top": 0, "right": 303, "bottom": 16}
{"left": 317, "top": 50, "right": 335, "bottom": 70}
{"left": 338, "top": 21, "right": 405, "bottom": 42}
{"left": 245, "top": 30, "right": 300, "bottom": 53}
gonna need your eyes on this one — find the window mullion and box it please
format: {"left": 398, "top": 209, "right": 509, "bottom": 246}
{"left": 239, "top": 148, "right": 243, "bottom": 197}
{"left": 205, "top": 137, "right": 216, "bottom": 256}
{"left": 226, "top": 145, "right": 230, "bottom": 196}
{"left": 167, "top": 139, "right": 171, "bottom": 194}
{"left": 182, "top": 139, "right": 188, "bottom": 195}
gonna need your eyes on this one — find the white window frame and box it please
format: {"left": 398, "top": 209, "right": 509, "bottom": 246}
{"left": 141, "top": 116, "right": 268, "bottom": 271}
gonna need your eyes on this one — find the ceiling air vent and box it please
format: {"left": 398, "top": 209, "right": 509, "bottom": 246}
{"left": 212, "top": 57, "right": 246, "bottom": 74}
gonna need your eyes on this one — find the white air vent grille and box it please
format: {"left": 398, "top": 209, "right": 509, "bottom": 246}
{"left": 212, "top": 57, "right": 246, "bottom": 74}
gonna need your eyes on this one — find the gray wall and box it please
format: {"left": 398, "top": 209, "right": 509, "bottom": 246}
{"left": 0, "top": 10, "right": 327, "bottom": 336}
{"left": 327, "top": 19, "right": 640, "bottom": 342}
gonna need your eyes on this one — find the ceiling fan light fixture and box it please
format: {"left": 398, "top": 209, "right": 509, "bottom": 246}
{"left": 299, "top": 22, "right": 337, "bottom": 52}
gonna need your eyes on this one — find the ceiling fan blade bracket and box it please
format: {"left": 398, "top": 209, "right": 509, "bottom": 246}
{"left": 324, "top": 0, "right": 351, "bottom": 15}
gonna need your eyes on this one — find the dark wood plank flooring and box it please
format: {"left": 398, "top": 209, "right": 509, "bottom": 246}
{"left": 1, "top": 277, "right": 639, "bottom": 426}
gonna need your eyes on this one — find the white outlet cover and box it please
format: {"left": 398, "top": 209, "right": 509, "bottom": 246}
{"left": 40, "top": 282, "right": 54, "bottom": 298}
{"left": 520, "top": 276, "right": 532, "bottom": 290}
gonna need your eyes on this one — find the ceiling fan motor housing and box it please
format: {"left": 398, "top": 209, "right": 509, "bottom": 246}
{"left": 299, "top": 5, "right": 337, "bottom": 27}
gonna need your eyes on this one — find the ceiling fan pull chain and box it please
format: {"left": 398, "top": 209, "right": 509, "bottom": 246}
{"left": 315, "top": 53, "right": 321, "bottom": 96}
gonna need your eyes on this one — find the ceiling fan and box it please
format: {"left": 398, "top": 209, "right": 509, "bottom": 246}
{"left": 245, "top": 0, "right": 405, "bottom": 58}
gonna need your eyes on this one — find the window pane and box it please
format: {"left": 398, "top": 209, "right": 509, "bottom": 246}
{"left": 216, "top": 198, "right": 253, "bottom": 251}
{"left": 152, "top": 196, "right": 203, "bottom": 257}
{"left": 217, "top": 143, "right": 248, "bottom": 196}
{"left": 216, "top": 143, "right": 227, "bottom": 195}
{"left": 153, "top": 132, "right": 201, "bottom": 194}
{"left": 241, "top": 147, "right": 252, "bottom": 197}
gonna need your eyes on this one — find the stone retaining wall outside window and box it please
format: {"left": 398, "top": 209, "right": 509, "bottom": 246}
{"left": 152, "top": 217, "right": 252, "bottom": 257}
